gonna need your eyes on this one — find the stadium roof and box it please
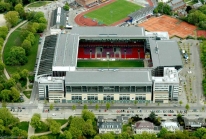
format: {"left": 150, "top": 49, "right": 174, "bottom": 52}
{"left": 50, "top": 7, "right": 67, "bottom": 28}
{"left": 53, "top": 34, "right": 78, "bottom": 67}
{"left": 70, "top": 27, "right": 145, "bottom": 36}
{"left": 65, "top": 70, "right": 152, "bottom": 86}
{"left": 150, "top": 40, "right": 183, "bottom": 67}
{"left": 37, "top": 35, "right": 57, "bottom": 76}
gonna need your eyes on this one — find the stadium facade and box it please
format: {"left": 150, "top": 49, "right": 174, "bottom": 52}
{"left": 35, "top": 27, "right": 183, "bottom": 104}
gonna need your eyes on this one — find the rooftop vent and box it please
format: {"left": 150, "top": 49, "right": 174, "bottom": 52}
{"left": 155, "top": 46, "right": 159, "bottom": 54}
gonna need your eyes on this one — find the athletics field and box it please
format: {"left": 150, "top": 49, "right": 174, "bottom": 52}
{"left": 84, "top": 0, "right": 142, "bottom": 25}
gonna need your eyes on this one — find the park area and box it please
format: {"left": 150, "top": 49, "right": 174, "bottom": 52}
{"left": 27, "top": 1, "right": 51, "bottom": 7}
{"left": 75, "top": 0, "right": 141, "bottom": 26}
{"left": 138, "top": 15, "right": 197, "bottom": 38}
{"left": 3, "top": 26, "right": 39, "bottom": 75}
{"left": 77, "top": 60, "right": 144, "bottom": 68}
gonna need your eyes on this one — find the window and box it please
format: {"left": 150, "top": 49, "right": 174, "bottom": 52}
{"left": 103, "top": 95, "right": 114, "bottom": 100}
{"left": 119, "top": 96, "right": 130, "bottom": 100}
{"left": 66, "top": 86, "right": 71, "bottom": 92}
{"left": 87, "top": 96, "right": 98, "bottom": 100}
{"left": 72, "top": 96, "right": 82, "bottom": 100}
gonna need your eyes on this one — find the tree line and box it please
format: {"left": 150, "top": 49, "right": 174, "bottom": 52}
{"left": 201, "top": 41, "right": 206, "bottom": 95}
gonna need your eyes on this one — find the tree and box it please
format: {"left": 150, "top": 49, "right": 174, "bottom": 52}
{"left": 21, "top": 39, "right": 31, "bottom": 55}
{"left": 94, "top": 135, "right": 101, "bottom": 139}
{"left": 70, "top": 117, "right": 85, "bottom": 130}
{"left": 134, "top": 132, "right": 157, "bottom": 139}
{"left": 158, "top": 128, "right": 168, "bottom": 138}
{"left": 0, "top": 90, "right": 11, "bottom": 102}
{"left": 149, "top": 111, "right": 156, "bottom": 122}
{"left": 193, "top": 127, "right": 206, "bottom": 138}
{"left": 69, "top": 127, "right": 82, "bottom": 139}
{"left": 0, "top": 119, "right": 5, "bottom": 135}
{"left": 12, "top": 73, "right": 21, "bottom": 82}
{"left": 60, "top": 131, "right": 72, "bottom": 139}
{"left": 0, "top": 62, "right": 5, "bottom": 73}
{"left": 20, "top": 69, "right": 29, "bottom": 79}
{"left": 6, "top": 46, "right": 28, "bottom": 66}
{"left": 185, "top": 104, "right": 190, "bottom": 112}
{"left": 95, "top": 104, "right": 99, "bottom": 110}
{"left": 82, "top": 109, "right": 95, "bottom": 122}
{"left": 30, "top": 113, "right": 41, "bottom": 129}
{"left": 83, "top": 104, "right": 88, "bottom": 109}
{"left": 0, "top": 107, "right": 19, "bottom": 126}
{"left": 0, "top": 26, "right": 8, "bottom": 40}
{"left": 14, "top": 3, "right": 24, "bottom": 18}
{"left": 101, "top": 132, "right": 115, "bottom": 139}
{"left": 10, "top": 87, "right": 20, "bottom": 102}
{"left": 50, "top": 104, "right": 54, "bottom": 110}
{"left": 38, "top": 23, "right": 47, "bottom": 33}
{"left": 4, "top": 11, "right": 19, "bottom": 27}
{"left": 72, "top": 105, "right": 76, "bottom": 111}
{"left": 33, "top": 12, "right": 44, "bottom": 22}
{"left": 179, "top": 100, "right": 183, "bottom": 106}
{"left": 82, "top": 119, "right": 96, "bottom": 136}
{"left": 11, "top": 127, "right": 27, "bottom": 138}
{"left": 26, "top": 32, "right": 35, "bottom": 45}
{"left": 4, "top": 78, "right": 16, "bottom": 89}
{"left": 134, "top": 100, "right": 137, "bottom": 105}
{"left": 117, "top": 132, "right": 130, "bottom": 139}
{"left": 106, "top": 102, "right": 110, "bottom": 110}
{"left": 38, "top": 17, "right": 47, "bottom": 24}
{"left": 49, "top": 120, "right": 61, "bottom": 134}
{"left": 63, "top": 3, "right": 70, "bottom": 11}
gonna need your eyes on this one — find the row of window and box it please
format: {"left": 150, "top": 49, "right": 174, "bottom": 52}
{"left": 71, "top": 96, "right": 147, "bottom": 100}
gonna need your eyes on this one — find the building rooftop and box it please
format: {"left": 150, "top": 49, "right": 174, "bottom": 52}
{"left": 99, "top": 122, "right": 122, "bottom": 129}
{"left": 70, "top": 27, "right": 146, "bottom": 36}
{"left": 161, "top": 121, "right": 179, "bottom": 131}
{"left": 150, "top": 40, "right": 183, "bottom": 68}
{"left": 65, "top": 70, "right": 152, "bottom": 86}
{"left": 184, "top": 118, "right": 206, "bottom": 127}
{"left": 135, "top": 121, "right": 154, "bottom": 129}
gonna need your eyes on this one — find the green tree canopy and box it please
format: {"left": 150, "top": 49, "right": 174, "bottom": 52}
{"left": 69, "top": 127, "right": 82, "bottom": 139}
{"left": 4, "top": 78, "right": 16, "bottom": 89}
{"left": 70, "top": 117, "right": 85, "bottom": 131}
{"left": 0, "top": 62, "right": 5, "bottom": 73}
{"left": 21, "top": 39, "right": 32, "bottom": 55}
{"left": 0, "top": 26, "right": 8, "bottom": 40}
{"left": 4, "top": 11, "right": 19, "bottom": 27}
{"left": 6, "top": 46, "right": 28, "bottom": 66}
{"left": 14, "top": 3, "right": 25, "bottom": 18}
{"left": 0, "top": 107, "right": 19, "bottom": 126}
{"left": 10, "top": 87, "right": 20, "bottom": 102}
{"left": 82, "top": 109, "right": 95, "bottom": 122}
{"left": 30, "top": 113, "right": 41, "bottom": 129}
{"left": 0, "top": 89, "right": 11, "bottom": 102}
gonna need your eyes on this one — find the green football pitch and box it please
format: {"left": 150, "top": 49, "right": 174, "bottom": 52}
{"left": 84, "top": 0, "right": 142, "bottom": 25}
{"left": 77, "top": 60, "right": 144, "bottom": 68}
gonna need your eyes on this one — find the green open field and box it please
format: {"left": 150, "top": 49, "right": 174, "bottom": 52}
{"left": 28, "top": 1, "right": 51, "bottom": 7}
{"left": 84, "top": 0, "right": 142, "bottom": 25}
{"left": 3, "top": 27, "right": 39, "bottom": 75}
{"left": 77, "top": 60, "right": 144, "bottom": 68}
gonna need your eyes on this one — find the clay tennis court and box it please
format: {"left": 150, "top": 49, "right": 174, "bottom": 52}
{"left": 197, "top": 30, "right": 206, "bottom": 38}
{"left": 139, "top": 15, "right": 197, "bottom": 38}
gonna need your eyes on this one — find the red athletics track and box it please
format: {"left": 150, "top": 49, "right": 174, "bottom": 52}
{"left": 74, "top": 0, "right": 130, "bottom": 26}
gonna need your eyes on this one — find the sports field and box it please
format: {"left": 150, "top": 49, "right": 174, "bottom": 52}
{"left": 84, "top": 0, "right": 142, "bottom": 25}
{"left": 77, "top": 60, "right": 144, "bottom": 68}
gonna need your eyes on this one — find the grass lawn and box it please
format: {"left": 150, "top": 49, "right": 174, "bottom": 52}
{"left": 84, "top": 0, "right": 142, "bottom": 25}
{"left": 28, "top": 1, "right": 51, "bottom": 7}
{"left": 77, "top": 60, "right": 144, "bottom": 68}
{"left": 54, "top": 119, "right": 68, "bottom": 126}
{"left": 3, "top": 28, "right": 40, "bottom": 75}
{"left": 35, "top": 121, "right": 49, "bottom": 133}
{"left": 18, "top": 121, "right": 29, "bottom": 132}
{"left": 23, "top": 91, "right": 31, "bottom": 99}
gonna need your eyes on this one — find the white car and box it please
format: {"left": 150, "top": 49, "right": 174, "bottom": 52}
{"left": 52, "top": 113, "right": 56, "bottom": 116}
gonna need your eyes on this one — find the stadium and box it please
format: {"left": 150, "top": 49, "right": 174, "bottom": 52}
{"left": 36, "top": 27, "right": 183, "bottom": 104}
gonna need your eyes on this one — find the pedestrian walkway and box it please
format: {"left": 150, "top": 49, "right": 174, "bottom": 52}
{"left": 1, "top": 20, "right": 27, "bottom": 80}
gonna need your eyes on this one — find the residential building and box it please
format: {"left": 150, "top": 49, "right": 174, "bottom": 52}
{"left": 98, "top": 116, "right": 122, "bottom": 134}
{"left": 168, "top": 0, "right": 186, "bottom": 11}
{"left": 161, "top": 121, "right": 181, "bottom": 132}
{"left": 184, "top": 118, "right": 206, "bottom": 130}
{"left": 134, "top": 121, "right": 155, "bottom": 134}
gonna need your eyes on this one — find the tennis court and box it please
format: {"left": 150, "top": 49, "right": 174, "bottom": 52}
{"left": 77, "top": 60, "right": 144, "bottom": 68}
{"left": 84, "top": 0, "right": 142, "bottom": 25}
{"left": 139, "top": 15, "right": 196, "bottom": 38}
